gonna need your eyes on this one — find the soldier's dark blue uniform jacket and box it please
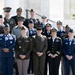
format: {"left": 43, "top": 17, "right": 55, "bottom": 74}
{"left": 63, "top": 38, "right": 75, "bottom": 75}
{"left": 42, "top": 30, "right": 51, "bottom": 38}
{"left": 63, "top": 38, "right": 75, "bottom": 57}
{"left": 41, "top": 22, "right": 46, "bottom": 32}
{"left": 47, "top": 37, "right": 62, "bottom": 56}
{"left": 29, "top": 28, "right": 36, "bottom": 37}
{"left": 0, "top": 34, "right": 16, "bottom": 57}
{"left": 57, "top": 30, "right": 65, "bottom": 38}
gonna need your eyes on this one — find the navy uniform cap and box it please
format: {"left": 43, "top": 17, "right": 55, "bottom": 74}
{"left": 17, "top": 17, "right": 25, "bottom": 22}
{"left": 3, "top": 7, "right": 12, "bottom": 12}
{"left": 69, "top": 29, "right": 74, "bottom": 33}
{"left": 4, "top": 23, "right": 10, "bottom": 29}
{"left": 29, "top": 20, "right": 34, "bottom": 24}
{"left": 36, "top": 25, "right": 42, "bottom": 30}
{"left": 51, "top": 28, "right": 57, "bottom": 32}
{"left": 57, "top": 21, "right": 62, "bottom": 25}
{"left": 46, "top": 23, "right": 52, "bottom": 27}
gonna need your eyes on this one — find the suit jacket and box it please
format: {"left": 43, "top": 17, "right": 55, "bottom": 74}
{"left": 63, "top": 38, "right": 75, "bottom": 57}
{"left": 47, "top": 37, "right": 62, "bottom": 56}
{"left": 15, "top": 36, "right": 32, "bottom": 59}
{"left": 32, "top": 35, "right": 48, "bottom": 55}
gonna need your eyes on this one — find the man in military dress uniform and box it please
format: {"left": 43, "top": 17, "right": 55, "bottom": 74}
{"left": 29, "top": 9, "right": 36, "bottom": 22}
{"left": 28, "top": 20, "right": 36, "bottom": 37}
{"left": 63, "top": 29, "right": 75, "bottom": 75}
{"left": 12, "top": 16, "right": 29, "bottom": 75}
{"left": 32, "top": 25, "right": 48, "bottom": 75}
{"left": 24, "top": 9, "right": 38, "bottom": 28}
{"left": 27, "top": 20, "right": 36, "bottom": 74}
{"left": 62, "top": 25, "right": 70, "bottom": 40}
{"left": 42, "top": 23, "right": 52, "bottom": 75}
{"left": 41, "top": 16, "right": 47, "bottom": 32}
{"left": 57, "top": 21, "right": 65, "bottom": 38}
{"left": 12, "top": 16, "right": 29, "bottom": 38}
{"left": 56, "top": 21, "right": 66, "bottom": 75}
{"left": 3, "top": 7, "right": 16, "bottom": 30}
{"left": 11, "top": 7, "right": 25, "bottom": 26}
{"left": 47, "top": 28, "right": 62, "bottom": 75}
{"left": 15, "top": 27, "right": 32, "bottom": 75}
{"left": 42, "top": 23, "right": 52, "bottom": 37}
{"left": 0, "top": 24, "right": 16, "bottom": 75}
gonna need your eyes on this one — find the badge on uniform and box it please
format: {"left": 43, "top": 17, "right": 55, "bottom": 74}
{"left": 19, "top": 46, "right": 21, "bottom": 48}
{"left": 5, "top": 37, "right": 8, "bottom": 41}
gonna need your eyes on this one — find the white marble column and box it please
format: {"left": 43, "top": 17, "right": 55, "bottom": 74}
{"left": 64, "top": 0, "right": 71, "bottom": 20}
{"left": 41, "top": 0, "right": 50, "bottom": 18}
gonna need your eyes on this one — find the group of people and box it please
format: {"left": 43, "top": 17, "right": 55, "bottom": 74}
{"left": 0, "top": 6, "right": 75, "bottom": 75}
